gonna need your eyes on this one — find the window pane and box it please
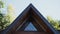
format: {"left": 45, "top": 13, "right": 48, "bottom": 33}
{"left": 24, "top": 22, "right": 37, "bottom": 31}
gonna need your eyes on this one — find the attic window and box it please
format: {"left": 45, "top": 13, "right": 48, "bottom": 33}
{"left": 24, "top": 22, "right": 37, "bottom": 31}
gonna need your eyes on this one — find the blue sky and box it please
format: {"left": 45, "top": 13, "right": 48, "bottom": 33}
{"left": 3, "top": 0, "right": 60, "bottom": 20}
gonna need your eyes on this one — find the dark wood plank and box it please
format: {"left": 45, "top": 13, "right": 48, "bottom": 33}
{"left": 13, "top": 31, "right": 50, "bottom": 34}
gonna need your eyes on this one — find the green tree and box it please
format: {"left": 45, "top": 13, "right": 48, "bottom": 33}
{"left": 0, "top": 0, "right": 10, "bottom": 31}
{"left": 47, "top": 16, "right": 60, "bottom": 30}
{"left": 0, "top": 0, "right": 4, "bottom": 8}
{"left": 7, "top": 4, "right": 16, "bottom": 23}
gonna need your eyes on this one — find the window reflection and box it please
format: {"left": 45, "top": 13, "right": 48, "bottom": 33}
{"left": 24, "top": 22, "right": 37, "bottom": 31}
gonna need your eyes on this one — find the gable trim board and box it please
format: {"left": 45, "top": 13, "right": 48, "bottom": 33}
{"left": 2, "top": 4, "right": 58, "bottom": 34}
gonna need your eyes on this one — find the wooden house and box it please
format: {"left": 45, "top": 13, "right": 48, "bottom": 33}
{"left": 1, "top": 4, "right": 58, "bottom": 34}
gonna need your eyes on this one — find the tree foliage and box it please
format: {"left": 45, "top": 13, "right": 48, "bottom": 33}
{"left": 0, "top": 0, "right": 10, "bottom": 31}
{"left": 0, "top": 0, "right": 15, "bottom": 31}
{"left": 7, "top": 4, "right": 15, "bottom": 23}
{"left": 47, "top": 16, "right": 60, "bottom": 30}
{"left": 0, "top": 0, "right": 4, "bottom": 8}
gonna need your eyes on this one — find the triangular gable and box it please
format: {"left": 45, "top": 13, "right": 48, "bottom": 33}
{"left": 2, "top": 4, "right": 58, "bottom": 34}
